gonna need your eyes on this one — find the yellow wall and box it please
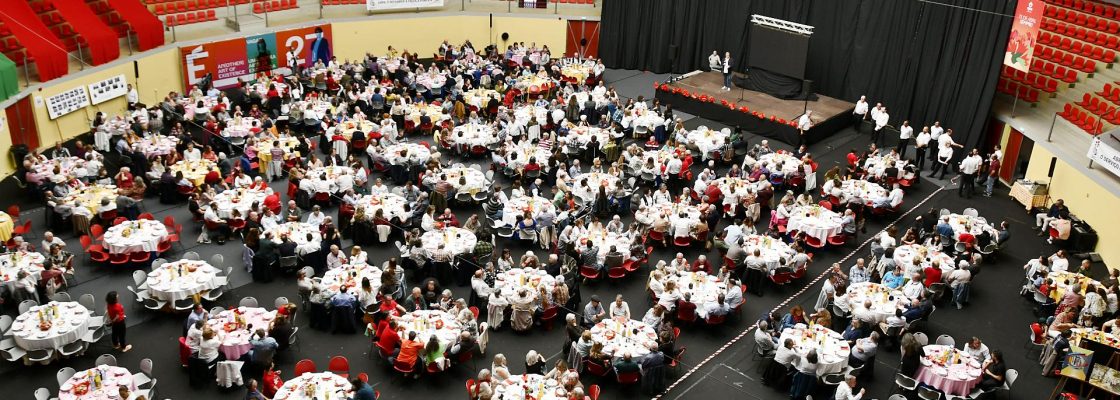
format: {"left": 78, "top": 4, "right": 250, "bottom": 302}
{"left": 332, "top": 15, "right": 568, "bottom": 62}
{"left": 1025, "top": 144, "right": 1120, "bottom": 265}
{"left": 0, "top": 113, "right": 12, "bottom": 176}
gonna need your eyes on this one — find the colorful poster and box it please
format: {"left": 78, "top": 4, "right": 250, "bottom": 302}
{"left": 1004, "top": 0, "right": 1044, "bottom": 72}
{"left": 246, "top": 33, "right": 278, "bottom": 75}
{"left": 1061, "top": 345, "right": 1094, "bottom": 381}
{"left": 180, "top": 24, "right": 332, "bottom": 90}
{"left": 366, "top": 0, "right": 444, "bottom": 11}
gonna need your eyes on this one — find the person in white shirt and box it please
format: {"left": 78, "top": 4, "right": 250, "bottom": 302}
{"left": 233, "top": 171, "right": 253, "bottom": 187}
{"left": 930, "top": 121, "right": 944, "bottom": 142}
{"left": 183, "top": 143, "right": 202, "bottom": 161}
{"left": 126, "top": 84, "right": 139, "bottom": 110}
{"left": 852, "top": 95, "right": 869, "bottom": 131}
{"left": 962, "top": 337, "right": 991, "bottom": 363}
{"left": 325, "top": 245, "right": 346, "bottom": 270}
{"left": 370, "top": 178, "right": 389, "bottom": 195}
{"left": 721, "top": 52, "right": 733, "bottom": 91}
{"left": 665, "top": 154, "right": 683, "bottom": 191}
{"left": 797, "top": 110, "right": 814, "bottom": 147}
{"left": 708, "top": 51, "right": 722, "bottom": 71}
{"left": 896, "top": 120, "right": 913, "bottom": 157}
{"left": 704, "top": 294, "right": 730, "bottom": 319}
{"left": 929, "top": 141, "right": 954, "bottom": 180}
{"left": 609, "top": 295, "right": 630, "bottom": 320}
{"left": 40, "top": 231, "right": 65, "bottom": 254}
{"left": 871, "top": 105, "right": 889, "bottom": 146}
{"left": 958, "top": 149, "right": 983, "bottom": 198}
{"left": 305, "top": 205, "right": 326, "bottom": 226}
{"left": 834, "top": 375, "right": 866, "bottom": 400}
{"left": 914, "top": 126, "right": 932, "bottom": 171}
{"left": 774, "top": 339, "right": 800, "bottom": 367}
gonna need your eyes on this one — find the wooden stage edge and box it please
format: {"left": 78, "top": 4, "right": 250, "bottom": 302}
{"left": 666, "top": 71, "right": 855, "bottom": 122}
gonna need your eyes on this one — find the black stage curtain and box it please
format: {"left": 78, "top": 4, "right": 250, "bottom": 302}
{"left": 601, "top": 0, "right": 1014, "bottom": 153}
{"left": 734, "top": 69, "right": 811, "bottom": 100}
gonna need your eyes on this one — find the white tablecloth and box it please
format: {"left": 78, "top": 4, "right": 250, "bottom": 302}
{"left": 102, "top": 220, "right": 168, "bottom": 254}
{"left": 27, "top": 157, "right": 91, "bottom": 184}
{"left": 894, "top": 244, "right": 954, "bottom": 275}
{"left": 512, "top": 105, "right": 550, "bottom": 133}
{"left": 505, "top": 144, "right": 552, "bottom": 172}
{"left": 684, "top": 127, "right": 728, "bottom": 156}
{"left": 633, "top": 202, "right": 702, "bottom": 229}
{"left": 494, "top": 374, "right": 569, "bottom": 400}
{"left": 336, "top": 120, "right": 375, "bottom": 141}
{"left": 421, "top": 228, "right": 478, "bottom": 256}
{"left": 205, "top": 307, "right": 277, "bottom": 360}
{"left": 58, "top": 366, "right": 137, "bottom": 400}
{"left": 273, "top": 372, "right": 353, "bottom": 400}
{"left": 402, "top": 103, "right": 448, "bottom": 125}
{"left": 845, "top": 282, "right": 910, "bottom": 323}
{"left": 494, "top": 268, "right": 557, "bottom": 304}
{"left": 502, "top": 195, "right": 556, "bottom": 226}
{"left": 589, "top": 318, "right": 657, "bottom": 358}
{"left": 223, "top": 117, "right": 260, "bottom": 138}
{"left": 382, "top": 143, "right": 431, "bottom": 166}
{"left": 399, "top": 310, "right": 462, "bottom": 348}
{"left": 0, "top": 251, "right": 46, "bottom": 290}
{"left": 449, "top": 123, "right": 499, "bottom": 147}
{"left": 416, "top": 73, "right": 448, "bottom": 90}
{"left": 12, "top": 302, "right": 91, "bottom": 351}
{"left": 569, "top": 173, "right": 620, "bottom": 202}
{"left": 712, "top": 177, "right": 764, "bottom": 205}
{"left": 862, "top": 155, "right": 910, "bottom": 179}
{"left": 463, "top": 89, "right": 501, "bottom": 108}
{"left": 945, "top": 214, "right": 999, "bottom": 238}
{"left": 321, "top": 264, "right": 383, "bottom": 299}
{"left": 579, "top": 230, "right": 633, "bottom": 263}
{"left": 665, "top": 271, "right": 728, "bottom": 318}
{"left": 264, "top": 223, "right": 322, "bottom": 256}
{"left": 212, "top": 188, "right": 273, "bottom": 219}
{"left": 786, "top": 205, "right": 844, "bottom": 241}
{"left": 741, "top": 234, "right": 797, "bottom": 270}
{"left": 756, "top": 152, "right": 803, "bottom": 176}
{"left": 779, "top": 324, "right": 851, "bottom": 375}
{"left": 565, "top": 126, "right": 613, "bottom": 150}
{"left": 132, "top": 135, "right": 178, "bottom": 158}
{"left": 300, "top": 166, "right": 354, "bottom": 194}
{"left": 146, "top": 260, "right": 221, "bottom": 302}
{"left": 838, "top": 180, "right": 888, "bottom": 203}
{"left": 170, "top": 159, "right": 218, "bottom": 186}
{"left": 356, "top": 193, "right": 410, "bottom": 222}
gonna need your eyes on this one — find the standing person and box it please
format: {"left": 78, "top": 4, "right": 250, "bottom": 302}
{"left": 106, "top": 291, "right": 132, "bottom": 352}
{"left": 929, "top": 142, "right": 954, "bottom": 180}
{"left": 721, "top": 52, "right": 733, "bottom": 91}
{"left": 708, "top": 51, "right": 722, "bottom": 72}
{"left": 984, "top": 153, "right": 1001, "bottom": 197}
{"left": 285, "top": 44, "right": 300, "bottom": 75}
{"left": 914, "top": 126, "right": 931, "bottom": 171}
{"left": 958, "top": 149, "right": 983, "bottom": 198}
{"left": 852, "top": 95, "right": 869, "bottom": 132}
{"left": 896, "top": 120, "right": 913, "bottom": 157}
{"left": 871, "top": 104, "right": 889, "bottom": 146}
{"left": 797, "top": 110, "right": 814, "bottom": 147}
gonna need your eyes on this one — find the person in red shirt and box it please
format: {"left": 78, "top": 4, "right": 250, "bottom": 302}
{"left": 392, "top": 331, "right": 424, "bottom": 377}
{"left": 846, "top": 149, "right": 859, "bottom": 167}
{"left": 263, "top": 192, "right": 281, "bottom": 214}
{"left": 923, "top": 264, "right": 943, "bottom": 287}
{"left": 106, "top": 291, "right": 132, "bottom": 352}
{"left": 375, "top": 319, "right": 401, "bottom": 359}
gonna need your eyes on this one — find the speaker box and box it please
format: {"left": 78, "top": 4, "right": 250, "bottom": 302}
{"left": 1048, "top": 157, "right": 1057, "bottom": 178}
{"left": 801, "top": 79, "right": 814, "bottom": 98}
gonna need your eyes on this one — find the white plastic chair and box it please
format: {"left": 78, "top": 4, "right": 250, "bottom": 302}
{"left": 274, "top": 297, "right": 289, "bottom": 309}
{"left": 56, "top": 367, "right": 76, "bottom": 388}
{"left": 95, "top": 353, "right": 117, "bottom": 367}
{"left": 935, "top": 334, "right": 955, "bottom": 347}
{"left": 239, "top": 297, "right": 259, "bottom": 308}
{"left": 912, "top": 332, "right": 929, "bottom": 346}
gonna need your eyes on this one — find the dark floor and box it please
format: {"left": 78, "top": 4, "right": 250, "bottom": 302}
{"left": 0, "top": 69, "right": 1069, "bottom": 400}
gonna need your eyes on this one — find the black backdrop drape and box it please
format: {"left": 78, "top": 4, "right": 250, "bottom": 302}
{"left": 600, "top": 0, "right": 1015, "bottom": 153}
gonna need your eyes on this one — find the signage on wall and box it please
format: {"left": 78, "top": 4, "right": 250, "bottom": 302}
{"left": 45, "top": 86, "right": 91, "bottom": 120}
{"left": 1088, "top": 136, "right": 1120, "bottom": 178}
{"left": 1004, "top": 0, "right": 1044, "bottom": 72}
{"left": 180, "top": 24, "right": 333, "bottom": 90}
{"left": 366, "top": 0, "right": 444, "bottom": 11}
{"left": 88, "top": 74, "right": 128, "bottom": 105}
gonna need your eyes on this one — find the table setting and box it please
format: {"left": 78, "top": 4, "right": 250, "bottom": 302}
{"left": 504, "top": 143, "right": 552, "bottom": 172}
{"left": 58, "top": 365, "right": 137, "bottom": 400}
{"left": 844, "top": 282, "right": 910, "bottom": 323}
{"left": 449, "top": 123, "right": 499, "bottom": 147}
{"left": 915, "top": 344, "right": 984, "bottom": 396}
{"left": 170, "top": 159, "right": 218, "bottom": 186}
{"left": 778, "top": 323, "right": 851, "bottom": 375}
{"left": 27, "top": 157, "right": 91, "bottom": 185}
{"left": 786, "top": 205, "right": 845, "bottom": 242}
{"left": 893, "top": 244, "right": 955, "bottom": 275}
{"left": 321, "top": 264, "right": 383, "bottom": 300}
{"left": 684, "top": 126, "right": 729, "bottom": 156}
{"left": 132, "top": 134, "right": 178, "bottom": 158}
{"left": 589, "top": 317, "right": 658, "bottom": 358}
{"left": 666, "top": 270, "right": 727, "bottom": 319}
{"left": 501, "top": 194, "right": 556, "bottom": 226}
{"left": 299, "top": 166, "right": 354, "bottom": 194}
{"left": 493, "top": 267, "right": 557, "bottom": 305}
{"left": 580, "top": 230, "right": 633, "bottom": 264}
{"left": 54, "top": 184, "right": 119, "bottom": 217}
{"left": 741, "top": 234, "right": 798, "bottom": 271}
{"left": 0, "top": 251, "right": 47, "bottom": 290}
{"left": 102, "top": 220, "right": 168, "bottom": 254}
{"left": 264, "top": 223, "right": 322, "bottom": 255}
{"left": 355, "top": 193, "right": 410, "bottom": 222}
{"left": 222, "top": 117, "right": 260, "bottom": 138}
{"left": 145, "top": 259, "right": 222, "bottom": 302}
{"left": 273, "top": 372, "right": 353, "bottom": 400}
{"left": 212, "top": 187, "right": 273, "bottom": 219}
{"left": 382, "top": 143, "right": 432, "bottom": 166}
{"left": 205, "top": 307, "right": 277, "bottom": 360}
{"left": 756, "top": 152, "right": 803, "bottom": 176}
{"left": 420, "top": 227, "right": 478, "bottom": 256}
{"left": 862, "top": 155, "right": 910, "bottom": 179}
{"left": 11, "top": 301, "right": 92, "bottom": 351}
{"left": 433, "top": 167, "right": 488, "bottom": 194}
{"left": 633, "top": 201, "right": 702, "bottom": 229}
{"left": 569, "top": 172, "right": 620, "bottom": 203}
{"left": 493, "top": 374, "right": 569, "bottom": 400}
{"left": 398, "top": 310, "right": 462, "bottom": 348}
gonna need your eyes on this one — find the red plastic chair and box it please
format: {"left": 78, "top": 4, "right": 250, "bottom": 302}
{"left": 328, "top": 355, "right": 350, "bottom": 378}
{"left": 827, "top": 235, "right": 847, "bottom": 247}
{"left": 588, "top": 384, "right": 601, "bottom": 400}
{"left": 109, "top": 252, "right": 130, "bottom": 265}
{"left": 582, "top": 359, "right": 611, "bottom": 377}
{"left": 579, "top": 265, "right": 601, "bottom": 280}
{"left": 392, "top": 359, "right": 416, "bottom": 376}
{"left": 178, "top": 337, "right": 191, "bottom": 366}
{"left": 672, "top": 236, "right": 691, "bottom": 247}
{"left": 468, "top": 306, "right": 479, "bottom": 319}
{"left": 12, "top": 220, "right": 32, "bottom": 238}
{"left": 130, "top": 252, "right": 151, "bottom": 264}
{"left": 615, "top": 369, "right": 641, "bottom": 384}
{"left": 607, "top": 266, "right": 627, "bottom": 280}
{"left": 705, "top": 313, "right": 727, "bottom": 325}
{"left": 539, "top": 306, "right": 559, "bottom": 330}
{"left": 294, "top": 359, "right": 317, "bottom": 376}
{"left": 6, "top": 205, "right": 19, "bottom": 222}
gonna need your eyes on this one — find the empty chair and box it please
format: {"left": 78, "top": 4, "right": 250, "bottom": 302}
{"left": 913, "top": 332, "right": 929, "bottom": 346}
{"left": 51, "top": 292, "right": 72, "bottom": 302}
{"left": 0, "top": 315, "right": 12, "bottom": 337}
{"left": 239, "top": 297, "right": 259, "bottom": 308}
{"left": 33, "top": 388, "right": 50, "bottom": 400}
{"left": 56, "top": 367, "right": 76, "bottom": 388}
{"left": 962, "top": 208, "right": 979, "bottom": 217}
{"left": 210, "top": 254, "right": 224, "bottom": 269}
{"left": 133, "top": 270, "right": 149, "bottom": 289}
{"left": 96, "top": 353, "right": 117, "bottom": 367}
{"left": 274, "top": 297, "right": 290, "bottom": 309}
{"left": 183, "top": 251, "right": 200, "bottom": 260}
{"left": 133, "top": 358, "right": 154, "bottom": 388}
{"left": 19, "top": 300, "right": 38, "bottom": 314}
{"left": 935, "top": 334, "right": 955, "bottom": 347}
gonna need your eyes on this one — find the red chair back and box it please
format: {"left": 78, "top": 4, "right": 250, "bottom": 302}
{"left": 328, "top": 355, "right": 350, "bottom": 377}
{"left": 295, "top": 359, "right": 317, "bottom": 376}
{"left": 163, "top": 215, "right": 176, "bottom": 229}
{"left": 607, "top": 266, "right": 627, "bottom": 279}
{"left": 469, "top": 306, "right": 479, "bottom": 319}
{"left": 588, "top": 384, "right": 601, "bottom": 400}
{"left": 6, "top": 205, "right": 19, "bottom": 220}
{"left": 676, "top": 302, "right": 697, "bottom": 322}
{"left": 583, "top": 359, "right": 610, "bottom": 376}
{"left": 706, "top": 313, "right": 727, "bottom": 325}
{"left": 393, "top": 359, "right": 415, "bottom": 374}
{"left": 579, "top": 265, "right": 601, "bottom": 279}
{"left": 465, "top": 379, "right": 477, "bottom": 398}
{"left": 616, "top": 370, "right": 641, "bottom": 384}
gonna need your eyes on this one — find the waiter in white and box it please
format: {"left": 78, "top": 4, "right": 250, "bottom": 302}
{"left": 721, "top": 52, "right": 733, "bottom": 91}
{"left": 870, "top": 104, "right": 889, "bottom": 147}
{"left": 896, "top": 120, "right": 913, "bottom": 157}
{"left": 709, "top": 51, "right": 722, "bottom": 72}
{"left": 797, "top": 110, "right": 814, "bottom": 147}
{"left": 852, "top": 95, "right": 869, "bottom": 132}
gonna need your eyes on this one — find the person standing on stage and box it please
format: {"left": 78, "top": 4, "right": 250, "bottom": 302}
{"left": 929, "top": 121, "right": 944, "bottom": 170}
{"left": 797, "top": 110, "right": 814, "bottom": 147}
{"left": 914, "top": 126, "right": 931, "bottom": 171}
{"left": 958, "top": 149, "right": 983, "bottom": 198}
{"left": 897, "top": 120, "right": 913, "bottom": 158}
{"left": 709, "top": 51, "right": 722, "bottom": 72}
{"left": 852, "top": 95, "right": 869, "bottom": 132}
{"left": 721, "top": 52, "right": 732, "bottom": 91}
{"left": 870, "top": 104, "right": 889, "bottom": 146}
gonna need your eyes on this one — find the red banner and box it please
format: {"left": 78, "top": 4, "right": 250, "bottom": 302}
{"left": 1005, "top": 0, "right": 1044, "bottom": 72}
{"left": 180, "top": 24, "right": 332, "bottom": 90}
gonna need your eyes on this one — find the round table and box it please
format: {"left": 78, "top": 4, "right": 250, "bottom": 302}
{"left": 566, "top": 126, "right": 613, "bottom": 150}
{"left": 27, "top": 157, "right": 91, "bottom": 184}
{"left": 915, "top": 345, "right": 984, "bottom": 396}
{"left": 580, "top": 230, "right": 633, "bottom": 263}
{"left": 382, "top": 143, "right": 431, "bottom": 166}
{"left": 223, "top": 117, "right": 260, "bottom": 138}
{"left": 55, "top": 184, "right": 119, "bottom": 217}
{"left": 398, "top": 310, "right": 462, "bottom": 348}
{"left": 273, "top": 372, "right": 353, "bottom": 400}
{"left": 501, "top": 195, "right": 556, "bottom": 226}
{"left": 712, "top": 177, "right": 763, "bottom": 205}
{"left": 632, "top": 111, "right": 666, "bottom": 130}
{"left": 665, "top": 271, "right": 728, "bottom": 319}
{"left": 569, "top": 173, "right": 620, "bottom": 203}
{"left": 170, "top": 159, "right": 218, "bottom": 187}
{"left": 264, "top": 223, "right": 322, "bottom": 255}
{"left": 633, "top": 202, "right": 702, "bottom": 230}
{"left": 589, "top": 317, "right": 658, "bottom": 358}
{"left": 561, "top": 64, "right": 591, "bottom": 82}
{"left": 102, "top": 220, "right": 169, "bottom": 254}
{"left": 145, "top": 260, "right": 222, "bottom": 302}
{"left": 256, "top": 137, "right": 302, "bottom": 175}
{"left": 11, "top": 301, "right": 91, "bottom": 351}
{"left": 862, "top": 155, "right": 910, "bottom": 179}
{"left": 838, "top": 180, "right": 888, "bottom": 202}
{"left": 845, "top": 282, "right": 910, "bottom": 323}
{"left": 420, "top": 227, "right": 477, "bottom": 256}
{"left": 416, "top": 73, "right": 447, "bottom": 90}
{"left": 402, "top": 103, "right": 448, "bottom": 125}
{"left": 463, "top": 89, "right": 501, "bottom": 108}
{"left": 58, "top": 365, "right": 137, "bottom": 400}
{"left": 0, "top": 212, "right": 11, "bottom": 241}
{"left": 336, "top": 120, "right": 375, "bottom": 141}
{"left": 493, "top": 267, "right": 557, "bottom": 304}
{"left": 0, "top": 251, "right": 46, "bottom": 290}
{"left": 786, "top": 205, "right": 844, "bottom": 242}
{"left": 756, "top": 152, "right": 803, "bottom": 176}
{"left": 355, "top": 193, "right": 410, "bottom": 222}
{"left": 894, "top": 244, "right": 954, "bottom": 275}
{"left": 512, "top": 105, "right": 550, "bottom": 132}
{"left": 628, "top": 149, "right": 674, "bottom": 173}
{"left": 449, "top": 123, "right": 499, "bottom": 147}
{"left": 740, "top": 234, "right": 798, "bottom": 270}
{"left": 321, "top": 264, "right": 383, "bottom": 299}
{"left": 1048, "top": 271, "right": 1101, "bottom": 301}
{"left": 132, "top": 135, "right": 178, "bottom": 158}
{"left": 945, "top": 213, "right": 999, "bottom": 238}
{"left": 1070, "top": 327, "right": 1120, "bottom": 349}
{"left": 212, "top": 187, "right": 273, "bottom": 219}
{"left": 434, "top": 167, "right": 487, "bottom": 194}
{"left": 300, "top": 166, "right": 354, "bottom": 195}
{"left": 684, "top": 126, "right": 728, "bottom": 156}
{"left": 493, "top": 374, "right": 569, "bottom": 400}
{"left": 505, "top": 143, "right": 552, "bottom": 172}
{"left": 778, "top": 323, "right": 851, "bottom": 375}
{"left": 205, "top": 307, "right": 277, "bottom": 360}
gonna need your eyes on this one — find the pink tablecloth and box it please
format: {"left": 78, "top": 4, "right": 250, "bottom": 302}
{"left": 205, "top": 307, "right": 277, "bottom": 360}
{"left": 913, "top": 345, "right": 983, "bottom": 396}
{"left": 58, "top": 365, "right": 136, "bottom": 400}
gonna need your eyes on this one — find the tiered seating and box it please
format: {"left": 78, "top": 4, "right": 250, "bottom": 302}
{"left": 320, "top": 0, "right": 363, "bottom": 5}
{"left": 0, "top": 22, "right": 28, "bottom": 65}
{"left": 152, "top": 0, "right": 237, "bottom": 26}
{"left": 252, "top": 0, "right": 299, "bottom": 14}
{"left": 164, "top": 9, "right": 217, "bottom": 26}
{"left": 1029, "top": 59, "right": 1079, "bottom": 84}
{"left": 1037, "top": 30, "right": 1117, "bottom": 63}
{"left": 1001, "top": 65, "right": 1061, "bottom": 94}
{"left": 85, "top": 0, "right": 132, "bottom": 38}
{"left": 28, "top": 0, "right": 83, "bottom": 52}
{"left": 1033, "top": 44, "right": 1098, "bottom": 74}
{"left": 1059, "top": 99, "right": 1106, "bottom": 134}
